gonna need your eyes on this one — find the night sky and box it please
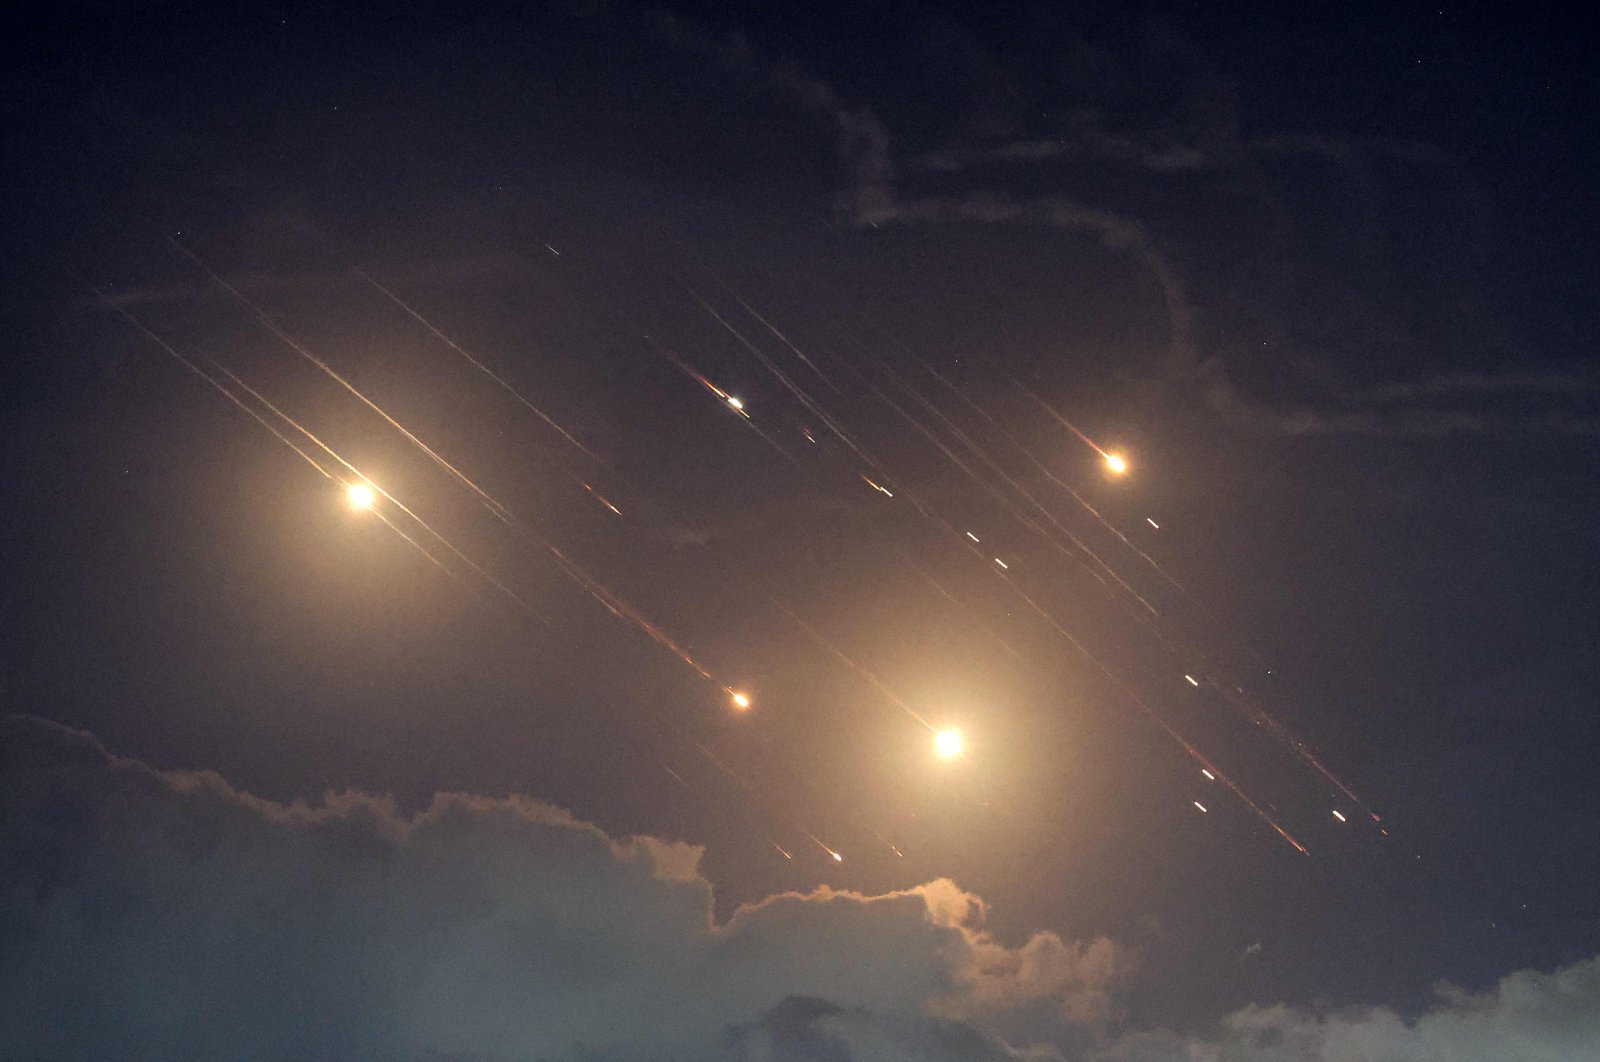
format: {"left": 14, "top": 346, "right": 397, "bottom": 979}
{"left": 4, "top": 2, "right": 1599, "bottom": 1059}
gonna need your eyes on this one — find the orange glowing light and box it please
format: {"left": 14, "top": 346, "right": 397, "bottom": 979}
{"left": 346, "top": 483, "right": 377, "bottom": 510}
{"left": 729, "top": 690, "right": 752, "bottom": 710}
{"left": 1104, "top": 452, "right": 1129, "bottom": 475}
{"left": 934, "top": 728, "right": 964, "bottom": 759}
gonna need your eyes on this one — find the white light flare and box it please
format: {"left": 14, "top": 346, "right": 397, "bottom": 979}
{"left": 934, "top": 728, "right": 964, "bottom": 760}
{"left": 1201, "top": 769, "right": 1215, "bottom": 781}
{"left": 728, "top": 689, "right": 752, "bottom": 711}
{"left": 1185, "top": 674, "right": 1200, "bottom": 687}
{"left": 966, "top": 531, "right": 980, "bottom": 542}
{"left": 1194, "top": 801, "right": 1208, "bottom": 813}
{"left": 1146, "top": 517, "right": 1160, "bottom": 529}
{"left": 1332, "top": 810, "right": 1347, "bottom": 823}
{"left": 994, "top": 558, "right": 1009, "bottom": 570}
{"left": 1104, "top": 452, "right": 1129, "bottom": 476}
{"left": 346, "top": 482, "right": 377, "bottom": 510}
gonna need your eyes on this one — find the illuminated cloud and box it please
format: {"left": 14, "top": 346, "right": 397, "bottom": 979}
{"left": 0, "top": 715, "right": 1119, "bottom": 1061}
{"left": 1099, "top": 959, "right": 1600, "bottom": 1062}
{"left": 4, "top": 715, "right": 1598, "bottom": 1060}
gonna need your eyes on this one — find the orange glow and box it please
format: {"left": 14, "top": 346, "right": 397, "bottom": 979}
{"left": 1104, "top": 452, "right": 1129, "bottom": 475}
{"left": 729, "top": 690, "right": 752, "bottom": 710}
{"left": 346, "top": 483, "right": 377, "bottom": 510}
{"left": 934, "top": 728, "right": 964, "bottom": 759}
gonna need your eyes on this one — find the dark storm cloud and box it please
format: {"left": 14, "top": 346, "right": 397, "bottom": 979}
{"left": 0, "top": 715, "right": 1120, "bottom": 1061}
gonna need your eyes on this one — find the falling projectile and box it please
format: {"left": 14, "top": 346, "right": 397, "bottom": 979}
{"left": 993, "top": 558, "right": 1009, "bottom": 570}
{"left": 859, "top": 474, "right": 894, "bottom": 498}
{"left": 1146, "top": 517, "right": 1160, "bottom": 529}
{"left": 966, "top": 531, "right": 980, "bottom": 542}
{"left": 1332, "top": 810, "right": 1347, "bottom": 823}
{"left": 1194, "top": 801, "right": 1209, "bottom": 813}
{"left": 346, "top": 482, "right": 377, "bottom": 510}
{"left": 1201, "top": 769, "right": 1215, "bottom": 781}
{"left": 1185, "top": 674, "right": 1200, "bottom": 687}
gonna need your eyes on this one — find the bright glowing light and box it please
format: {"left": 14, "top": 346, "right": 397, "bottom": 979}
{"left": 1104, "top": 452, "right": 1129, "bottom": 475}
{"left": 1194, "top": 801, "right": 1209, "bottom": 813}
{"left": 830, "top": 850, "right": 843, "bottom": 862}
{"left": 1201, "top": 769, "right": 1215, "bottom": 781}
{"left": 1184, "top": 674, "right": 1200, "bottom": 687}
{"left": 727, "top": 396, "right": 744, "bottom": 411}
{"left": 966, "top": 531, "right": 980, "bottom": 542}
{"left": 1146, "top": 517, "right": 1160, "bottom": 529}
{"left": 1332, "top": 810, "right": 1347, "bottom": 823}
{"left": 994, "top": 557, "right": 1009, "bottom": 570}
{"left": 934, "top": 728, "right": 964, "bottom": 759}
{"left": 729, "top": 690, "right": 752, "bottom": 710}
{"left": 346, "top": 483, "right": 377, "bottom": 510}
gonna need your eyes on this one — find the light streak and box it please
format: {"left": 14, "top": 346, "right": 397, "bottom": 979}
{"left": 1013, "top": 380, "right": 1114, "bottom": 460}
{"left": 178, "top": 249, "right": 732, "bottom": 693}
{"left": 1147, "top": 517, "right": 1160, "bottom": 529}
{"left": 1194, "top": 801, "right": 1209, "bottom": 813}
{"left": 1332, "top": 810, "right": 1347, "bottom": 823}
{"left": 208, "top": 362, "right": 535, "bottom": 613}
{"left": 716, "top": 317, "right": 1304, "bottom": 848}
{"left": 1185, "top": 674, "right": 1200, "bottom": 687}
{"left": 728, "top": 689, "right": 752, "bottom": 710}
{"left": 977, "top": 569, "right": 1310, "bottom": 854}
{"left": 773, "top": 599, "right": 936, "bottom": 732}
{"left": 859, "top": 474, "right": 894, "bottom": 497}
{"left": 92, "top": 291, "right": 470, "bottom": 586}
{"left": 1201, "top": 769, "right": 1215, "bottom": 780}
{"left": 866, "top": 354, "right": 1160, "bottom": 619}
{"left": 583, "top": 482, "right": 623, "bottom": 516}
{"left": 994, "top": 557, "right": 1009, "bottom": 570}
{"left": 731, "top": 295, "right": 847, "bottom": 396}
{"left": 1104, "top": 452, "right": 1129, "bottom": 475}
{"left": 693, "top": 742, "right": 836, "bottom": 863}
{"left": 170, "top": 240, "right": 518, "bottom": 525}
{"left": 966, "top": 531, "right": 981, "bottom": 542}
{"left": 354, "top": 267, "right": 605, "bottom": 465}
{"left": 644, "top": 331, "right": 1022, "bottom": 664}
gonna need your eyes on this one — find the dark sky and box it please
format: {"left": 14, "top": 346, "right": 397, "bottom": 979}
{"left": 3, "top": 2, "right": 1598, "bottom": 1058}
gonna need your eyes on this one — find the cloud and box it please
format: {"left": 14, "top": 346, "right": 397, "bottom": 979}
{"left": 6, "top": 715, "right": 1600, "bottom": 1060}
{"left": 1098, "top": 959, "right": 1600, "bottom": 1062}
{"left": 632, "top": 7, "right": 894, "bottom": 215}
{"left": 859, "top": 193, "right": 1197, "bottom": 375}
{"left": 0, "top": 715, "right": 1117, "bottom": 1061}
